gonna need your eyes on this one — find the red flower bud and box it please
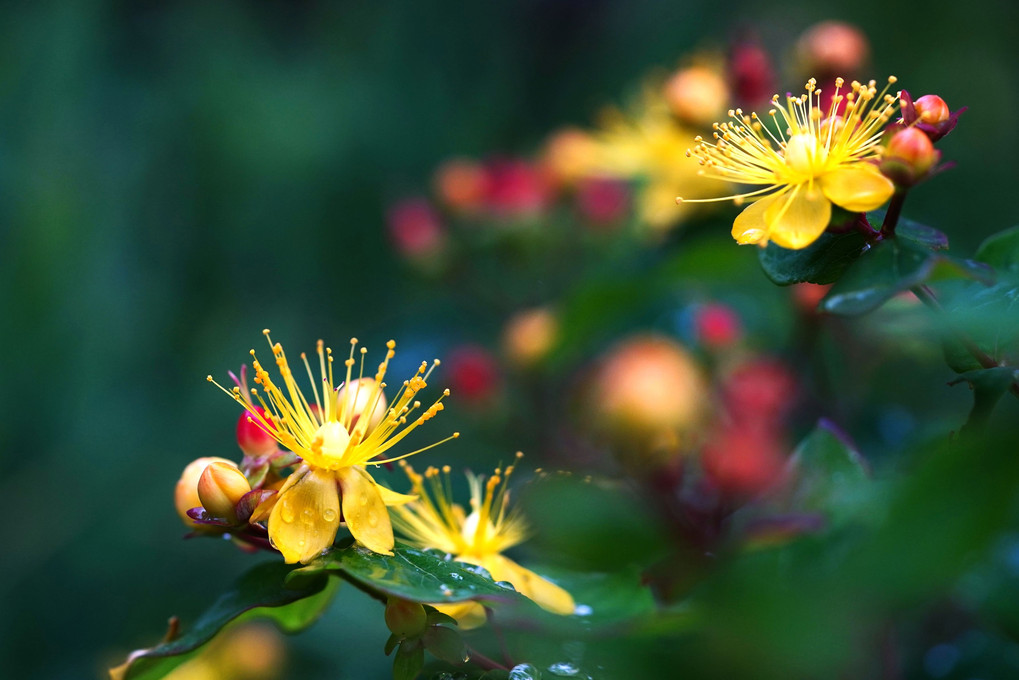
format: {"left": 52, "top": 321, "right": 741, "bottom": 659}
{"left": 914, "top": 95, "right": 950, "bottom": 125}
{"left": 881, "top": 127, "right": 939, "bottom": 186}
{"left": 236, "top": 405, "right": 277, "bottom": 457}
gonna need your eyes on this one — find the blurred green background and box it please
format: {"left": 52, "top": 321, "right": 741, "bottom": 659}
{"left": 1, "top": 1, "right": 1017, "bottom": 678}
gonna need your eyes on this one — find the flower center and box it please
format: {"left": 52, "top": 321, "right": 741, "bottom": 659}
{"left": 309, "top": 421, "right": 352, "bottom": 468}
{"left": 784, "top": 133, "right": 827, "bottom": 178}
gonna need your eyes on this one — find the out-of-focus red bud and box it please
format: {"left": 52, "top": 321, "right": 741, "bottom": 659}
{"left": 387, "top": 198, "right": 447, "bottom": 260}
{"left": 914, "top": 95, "right": 951, "bottom": 125}
{"left": 236, "top": 405, "right": 277, "bottom": 457}
{"left": 483, "top": 159, "right": 550, "bottom": 218}
{"left": 198, "top": 461, "right": 252, "bottom": 522}
{"left": 575, "top": 176, "right": 629, "bottom": 228}
{"left": 694, "top": 303, "right": 742, "bottom": 349}
{"left": 503, "top": 307, "right": 559, "bottom": 367}
{"left": 663, "top": 66, "right": 729, "bottom": 127}
{"left": 796, "top": 21, "right": 869, "bottom": 76}
{"left": 722, "top": 359, "right": 797, "bottom": 424}
{"left": 434, "top": 158, "right": 488, "bottom": 213}
{"left": 446, "top": 345, "right": 501, "bottom": 404}
{"left": 728, "top": 41, "right": 775, "bottom": 106}
{"left": 175, "top": 457, "right": 237, "bottom": 529}
{"left": 881, "top": 127, "right": 939, "bottom": 186}
{"left": 702, "top": 424, "right": 786, "bottom": 498}
{"left": 792, "top": 283, "right": 832, "bottom": 313}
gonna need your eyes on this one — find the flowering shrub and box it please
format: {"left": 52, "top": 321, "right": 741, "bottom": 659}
{"left": 112, "top": 21, "right": 1019, "bottom": 680}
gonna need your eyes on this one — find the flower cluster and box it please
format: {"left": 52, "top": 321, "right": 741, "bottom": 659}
{"left": 175, "top": 331, "right": 573, "bottom": 629}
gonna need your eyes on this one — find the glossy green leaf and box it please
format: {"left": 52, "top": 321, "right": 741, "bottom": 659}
{"left": 113, "top": 562, "right": 337, "bottom": 680}
{"left": 296, "top": 542, "right": 528, "bottom": 606}
{"left": 788, "top": 420, "right": 873, "bottom": 525}
{"left": 893, "top": 216, "right": 950, "bottom": 251}
{"left": 821, "top": 239, "right": 993, "bottom": 316}
{"left": 976, "top": 225, "right": 1019, "bottom": 275}
{"left": 758, "top": 230, "right": 869, "bottom": 285}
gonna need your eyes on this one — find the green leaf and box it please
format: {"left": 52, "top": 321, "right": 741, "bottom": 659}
{"left": 821, "top": 239, "right": 993, "bottom": 315}
{"left": 393, "top": 641, "right": 425, "bottom": 680}
{"left": 296, "top": 542, "right": 527, "bottom": 606}
{"left": 943, "top": 281, "right": 1019, "bottom": 366}
{"left": 423, "top": 625, "right": 468, "bottom": 665}
{"left": 976, "top": 225, "right": 1019, "bottom": 275}
{"left": 951, "top": 367, "right": 1018, "bottom": 431}
{"left": 788, "top": 420, "right": 873, "bottom": 526}
{"left": 757, "top": 230, "right": 869, "bottom": 286}
{"left": 113, "top": 562, "right": 337, "bottom": 680}
{"left": 894, "top": 217, "right": 949, "bottom": 251}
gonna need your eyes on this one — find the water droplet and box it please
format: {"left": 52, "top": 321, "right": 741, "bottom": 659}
{"left": 301, "top": 508, "right": 316, "bottom": 524}
{"left": 280, "top": 502, "right": 296, "bottom": 523}
{"left": 509, "top": 663, "right": 542, "bottom": 680}
{"left": 449, "top": 572, "right": 463, "bottom": 581}
{"left": 495, "top": 580, "right": 517, "bottom": 591}
{"left": 443, "top": 553, "right": 453, "bottom": 562}
{"left": 359, "top": 493, "right": 369, "bottom": 506}
{"left": 298, "top": 539, "right": 306, "bottom": 547}
{"left": 368, "top": 513, "right": 378, "bottom": 527}
{"left": 573, "top": 604, "right": 593, "bottom": 617}
{"left": 323, "top": 508, "right": 337, "bottom": 522}
{"left": 547, "top": 662, "right": 581, "bottom": 677}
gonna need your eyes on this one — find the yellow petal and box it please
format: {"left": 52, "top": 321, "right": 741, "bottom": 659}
{"left": 250, "top": 467, "right": 306, "bottom": 524}
{"left": 820, "top": 164, "right": 895, "bottom": 213}
{"left": 731, "top": 196, "right": 774, "bottom": 246}
{"left": 375, "top": 484, "right": 418, "bottom": 507}
{"left": 432, "top": 601, "right": 488, "bottom": 630}
{"left": 337, "top": 466, "right": 395, "bottom": 555}
{"left": 765, "top": 186, "right": 832, "bottom": 250}
{"left": 267, "top": 467, "right": 341, "bottom": 564}
{"left": 483, "top": 554, "right": 575, "bottom": 616}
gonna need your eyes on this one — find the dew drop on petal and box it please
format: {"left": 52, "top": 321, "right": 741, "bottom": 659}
{"left": 280, "top": 502, "right": 296, "bottom": 523}
{"left": 301, "top": 508, "right": 315, "bottom": 524}
{"left": 368, "top": 513, "right": 378, "bottom": 527}
{"left": 359, "top": 493, "right": 369, "bottom": 507}
{"left": 509, "top": 664, "right": 542, "bottom": 680}
{"left": 323, "top": 509, "right": 337, "bottom": 522}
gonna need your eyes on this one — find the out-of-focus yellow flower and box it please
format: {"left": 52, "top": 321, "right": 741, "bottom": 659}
{"left": 209, "top": 331, "right": 457, "bottom": 563}
{"left": 391, "top": 455, "right": 574, "bottom": 628}
{"left": 594, "top": 87, "right": 722, "bottom": 233}
{"left": 663, "top": 65, "right": 730, "bottom": 127}
{"left": 682, "top": 77, "right": 899, "bottom": 250}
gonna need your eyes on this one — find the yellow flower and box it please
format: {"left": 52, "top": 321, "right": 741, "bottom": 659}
{"left": 209, "top": 330, "right": 457, "bottom": 563}
{"left": 391, "top": 455, "right": 575, "bottom": 628}
{"left": 593, "top": 85, "right": 722, "bottom": 233}
{"left": 681, "top": 77, "right": 899, "bottom": 249}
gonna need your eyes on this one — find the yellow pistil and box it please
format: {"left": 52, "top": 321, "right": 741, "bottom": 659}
{"left": 208, "top": 331, "right": 458, "bottom": 562}
{"left": 391, "top": 455, "right": 575, "bottom": 628}
{"left": 680, "top": 76, "right": 900, "bottom": 249}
